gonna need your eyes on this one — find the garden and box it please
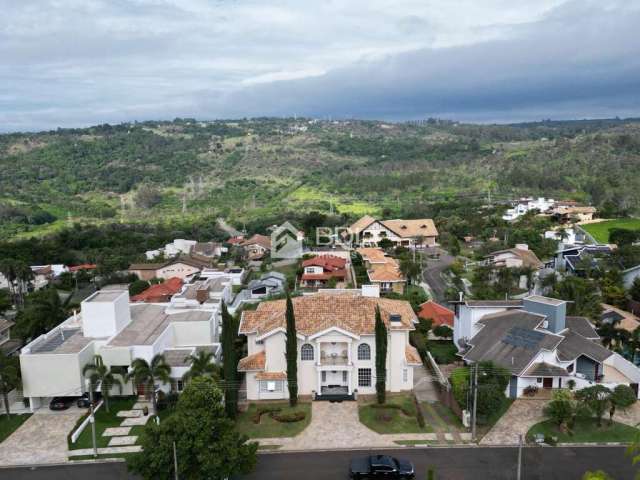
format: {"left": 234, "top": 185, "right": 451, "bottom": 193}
{"left": 235, "top": 402, "right": 312, "bottom": 438}
{"left": 0, "top": 414, "right": 32, "bottom": 443}
{"left": 527, "top": 385, "right": 639, "bottom": 444}
{"left": 358, "top": 393, "right": 432, "bottom": 434}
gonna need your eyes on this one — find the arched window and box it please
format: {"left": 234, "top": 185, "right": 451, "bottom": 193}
{"left": 300, "top": 344, "right": 314, "bottom": 361}
{"left": 357, "top": 343, "right": 371, "bottom": 360}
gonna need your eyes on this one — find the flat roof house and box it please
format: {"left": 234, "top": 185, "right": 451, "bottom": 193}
{"left": 20, "top": 290, "right": 219, "bottom": 410}
{"left": 237, "top": 290, "right": 421, "bottom": 401}
{"left": 453, "top": 295, "right": 640, "bottom": 398}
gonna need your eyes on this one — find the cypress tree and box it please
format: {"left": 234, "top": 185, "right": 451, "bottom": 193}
{"left": 375, "top": 305, "right": 387, "bottom": 404}
{"left": 285, "top": 292, "right": 298, "bottom": 406}
{"left": 221, "top": 302, "right": 238, "bottom": 418}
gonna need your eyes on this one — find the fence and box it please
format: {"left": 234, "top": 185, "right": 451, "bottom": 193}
{"left": 70, "top": 400, "right": 104, "bottom": 444}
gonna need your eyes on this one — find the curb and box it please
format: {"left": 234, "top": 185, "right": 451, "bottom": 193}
{"left": 0, "top": 458, "right": 126, "bottom": 469}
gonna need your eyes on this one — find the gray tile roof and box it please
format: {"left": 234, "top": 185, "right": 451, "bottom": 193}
{"left": 556, "top": 330, "right": 612, "bottom": 363}
{"left": 565, "top": 316, "right": 599, "bottom": 340}
{"left": 522, "top": 362, "right": 569, "bottom": 377}
{"left": 463, "top": 310, "right": 563, "bottom": 375}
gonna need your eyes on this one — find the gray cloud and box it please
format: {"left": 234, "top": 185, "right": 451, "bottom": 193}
{"left": 0, "top": 0, "right": 637, "bottom": 131}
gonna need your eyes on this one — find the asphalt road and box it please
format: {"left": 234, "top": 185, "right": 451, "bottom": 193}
{"left": 421, "top": 247, "right": 455, "bottom": 304}
{"left": 1, "top": 446, "right": 636, "bottom": 480}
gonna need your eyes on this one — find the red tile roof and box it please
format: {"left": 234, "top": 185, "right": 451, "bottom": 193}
{"left": 417, "top": 300, "right": 455, "bottom": 328}
{"left": 302, "top": 255, "right": 347, "bottom": 270}
{"left": 131, "top": 277, "right": 183, "bottom": 303}
{"left": 68, "top": 264, "right": 97, "bottom": 272}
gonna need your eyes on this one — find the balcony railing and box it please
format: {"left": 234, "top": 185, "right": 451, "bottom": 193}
{"left": 319, "top": 353, "right": 349, "bottom": 365}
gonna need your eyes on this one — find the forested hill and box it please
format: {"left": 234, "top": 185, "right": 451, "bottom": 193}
{"left": 1, "top": 117, "right": 640, "bottom": 239}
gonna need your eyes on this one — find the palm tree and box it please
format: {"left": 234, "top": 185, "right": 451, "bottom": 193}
{"left": 126, "top": 354, "right": 171, "bottom": 412}
{"left": 13, "top": 263, "right": 34, "bottom": 306}
{"left": 82, "top": 355, "right": 123, "bottom": 412}
{"left": 182, "top": 350, "right": 221, "bottom": 382}
{"left": 0, "top": 354, "right": 19, "bottom": 417}
{"left": 0, "top": 260, "right": 16, "bottom": 305}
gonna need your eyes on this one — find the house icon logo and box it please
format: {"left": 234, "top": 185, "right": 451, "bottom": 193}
{"left": 271, "top": 221, "right": 303, "bottom": 259}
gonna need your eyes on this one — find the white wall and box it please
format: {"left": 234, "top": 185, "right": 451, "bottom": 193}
{"left": 81, "top": 291, "right": 131, "bottom": 338}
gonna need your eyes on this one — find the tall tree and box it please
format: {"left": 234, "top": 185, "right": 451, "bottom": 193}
{"left": 126, "top": 354, "right": 171, "bottom": 413}
{"left": 127, "top": 377, "right": 257, "bottom": 480}
{"left": 14, "top": 288, "right": 67, "bottom": 341}
{"left": 82, "top": 354, "right": 123, "bottom": 412}
{"left": 375, "top": 306, "right": 387, "bottom": 404}
{"left": 285, "top": 292, "right": 298, "bottom": 406}
{"left": 221, "top": 301, "right": 238, "bottom": 418}
{"left": 182, "top": 349, "right": 221, "bottom": 382}
{"left": 0, "top": 353, "right": 20, "bottom": 417}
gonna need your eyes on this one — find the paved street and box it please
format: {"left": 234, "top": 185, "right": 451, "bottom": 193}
{"left": 2, "top": 447, "right": 637, "bottom": 480}
{"left": 421, "top": 247, "right": 455, "bottom": 304}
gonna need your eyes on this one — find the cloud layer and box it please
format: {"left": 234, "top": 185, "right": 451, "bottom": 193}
{"left": 1, "top": 0, "right": 638, "bottom": 131}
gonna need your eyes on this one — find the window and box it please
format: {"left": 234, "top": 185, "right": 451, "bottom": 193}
{"left": 536, "top": 378, "right": 542, "bottom": 383}
{"left": 357, "top": 343, "right": 371, "bottom": 360}
{"left": 260, "top": 380, "right": 283, "bottom": 392}
{"left": 358, "top": 368, "right": 372, "bottom": 387}
{"left": 301, "top": 344, "right": 314, "bottom": 361}
{"left": 342, "top": 371, "right": 348, "bottom": 382}
{"left": 403, "top": 369, "right": 408, "bottom": 383}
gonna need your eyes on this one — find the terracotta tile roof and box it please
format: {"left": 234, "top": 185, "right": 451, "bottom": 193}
{"left": 241, "top": 234, "right": 272, "bottom": 250}
{"left": 301, "top": 271, "right": 346, "bottom": 281}
{"left": 129, "top": 263, "right": 164, "bottom": 271}
{"left": 239, "top": 293, "right": 416, "bottom": 337}
{"left": 238, "top": 351, "right": 266, "bottom": 371}
{"left": 227, "top": 236, "right": 245, "bottom": 245}
{"left": 380, "top": 219, "right": 438, "bottom": 238}
{"left": 418, "top": 301, "right": 455, "bottom": 327}
{"left": 405, "top": 345, "right": 422, "bottom": 365}
{"left": 367, "top": 259, "right": 405, "bottom": 282}
{"left": 131, "top": 277, "right": 183, "bottom": 303}
{"left": 348, "top": 215, "right": 377, "bottom": 235}
{"left": 302, "top": 255, "right": 347, "bottom": 270}
{"left": 68, "top": 263, "right": 97, "bottom": 272}
{"left": 356, "top": 248, "right": 388, "bottom": 263}
{"left": 255, "top": 371, "right": 287, "bottom": 380}
{"left": 601, "top": 303, "right": 640, "bottom": 333}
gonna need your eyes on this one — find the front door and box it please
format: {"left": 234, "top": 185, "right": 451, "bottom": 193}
{"left": 543, "top": 378, "right": 553, "bottom": 389}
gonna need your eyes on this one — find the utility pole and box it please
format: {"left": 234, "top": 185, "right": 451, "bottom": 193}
{"left": 471, "top": 363, "right": 478, "bottom": 442}
{"left": 173, "top": 441, "right": 179, "bottom": 480}
{"left": 87, "top": 379, "right": 98, "bottom": 458}
{"left": 517, "top": 434, "right": 523, "bottom": 480}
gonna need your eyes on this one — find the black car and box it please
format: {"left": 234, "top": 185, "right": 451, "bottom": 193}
{"left": 350, "top": 454, "right": 415, "bottom": 479}
{"left": 76, "top": 392, "right": 101, "bottom": 408}
{"left": 49, "top": 396, "right": 77, "bottom": 410}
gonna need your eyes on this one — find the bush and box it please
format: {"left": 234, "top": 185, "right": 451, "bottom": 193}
{"left": 271, "top": 411, "right": 306, "bottom": 423}
{"left": 414, "top": 396, "right": 426, "bottom": 428}
{"left": 252, "top": 406, "right": 281, "bottom": 424}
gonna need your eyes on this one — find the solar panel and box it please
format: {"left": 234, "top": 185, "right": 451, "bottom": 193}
{"left": 502, "top": 326, "right": 545, "bottom": 350}
{"left": 32, "top": 328, "right": 81, "bottom": 353}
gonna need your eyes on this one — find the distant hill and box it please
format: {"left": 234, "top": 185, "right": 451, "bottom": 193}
{"left": 1, "top": 117, "right": 640, "bottom": 239}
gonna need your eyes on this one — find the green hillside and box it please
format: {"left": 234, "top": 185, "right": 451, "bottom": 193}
{"left": 2, "top": 117, "right": 640, "bottom": 239}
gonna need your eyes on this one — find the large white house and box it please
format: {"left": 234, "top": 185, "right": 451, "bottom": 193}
{"left": 347, "top": 216, "right": 438, "bottom": 248}
{"left": 19, "top": 290, "right": 220, "bottom": 410}
{"left": 502, "top": 197, "right": 555, "bottom": 221}
{"left": 237, "top": 290, "right": 422, "bottom": 400}
{"left": 453, "top": 295, "right": 640, "bottom": 398}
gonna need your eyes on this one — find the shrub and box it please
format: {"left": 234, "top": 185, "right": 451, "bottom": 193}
{"left": 414, "top": 396, "right": 426, "bottom": 428}
{"left": 252, "top": 406, "right": 281, "bottom": 424}
{"left": 271, "top": 411, "right": 306, "bottom": 423}
{"left": 523, "top": 385, "right": 539, "bottom": 396}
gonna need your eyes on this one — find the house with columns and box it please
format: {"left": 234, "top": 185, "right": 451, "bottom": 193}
{"left": 237, "top": 289, "right": 421, "bottom": 400}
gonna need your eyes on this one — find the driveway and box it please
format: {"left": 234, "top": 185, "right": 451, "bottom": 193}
{"left": 421, "top": 247, "right": 455, "bottom": 304}
{"left": 0, "top": 409, "right": 84, "bottom": 466}
{"left": 480, "top": 399, "right": 547, "bottom": 445}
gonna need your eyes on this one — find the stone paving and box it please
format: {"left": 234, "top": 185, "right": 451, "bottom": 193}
{"left": 480, "top": 398, "right": 547, "bottom": 445}
{"left": 67, "top": 445, "right": 142, "bottom": 457}
{"left": 117, "top": 409, "right": 141, "bottom": 418}
{"left": 108, "top": 435, "right": 138, "bottom": 446}
{"left": 103, "top": 426, "right": 132, "bottom": 436}
{"left": 0, "top": 411, "right": 84, "bottom": 466}
{"left": 121, "top": 415, "right": 151, "bottom": 426}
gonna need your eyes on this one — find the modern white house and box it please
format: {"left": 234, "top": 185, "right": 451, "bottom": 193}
{"left": 145, "top": 239, "right": 197, "bottom": 260}
{"left": 453, "top": 295, "right": 640, "bottom": 398}
{"left": 502, "top": 197, "right": 555, "bottom": 221}
{"left": 19, "top": 290, "right": 220, "bottom": 410}
{"left": 237, "top": 289, "right": 422, "bottom": 401}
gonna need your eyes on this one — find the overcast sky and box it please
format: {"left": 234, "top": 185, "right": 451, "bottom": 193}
{"left": 1, "top": 0, "right": 639, "bottom": 132}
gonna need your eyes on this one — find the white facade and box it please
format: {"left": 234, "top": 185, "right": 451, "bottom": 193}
{"left": 20, "top": 290, "right": 220, "bottom": 410}
{"left": 503, "top": 197, "right": 555, "bottom": 221}
{"left": 145, "top": 239, "right": 197, "bottom": 260}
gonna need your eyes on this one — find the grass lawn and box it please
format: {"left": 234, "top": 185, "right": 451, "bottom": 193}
{"left": 394, "top": 439, "right": 432, "bottom": 446}
{"left": 581, "top": 218, "right": 640, "bottom": 243}
{"left": 359, "top": 394, "right": 433, "bottom": 434}
{"left": 235, "top": 402, "right": 312, "bottom": 438}
{"left": 0, "top": 414, "right": 32, "bottom": 443}
{"left": 68, "top": 396, "right": 139, "bottom": 450}
{"left": 527, "top": 419, "right": 640, "bottom": 443}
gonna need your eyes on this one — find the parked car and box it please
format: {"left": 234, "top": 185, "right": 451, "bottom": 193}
{"left": 76, "top": 392, "right": 101, "bottom": 408}
{"left": 49, "top": 396, "right": 77, "bottom": 410}
{"left": 350, "top": 454, "right": 415, "bottom": 479}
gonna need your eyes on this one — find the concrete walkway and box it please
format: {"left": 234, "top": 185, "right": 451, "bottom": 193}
{"left": 0, "top": 410, "right": 84, "bottom": 465}
{"left": 480, "top": 399, "right": 547, "bottom": 445}
{"left": 253, "top": 401, "right": 437, "bottom": 450}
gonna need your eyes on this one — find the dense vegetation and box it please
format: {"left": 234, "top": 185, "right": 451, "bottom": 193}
{"left": 2, "top": 117, "right": 640, "bottom": 240}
